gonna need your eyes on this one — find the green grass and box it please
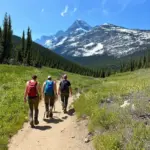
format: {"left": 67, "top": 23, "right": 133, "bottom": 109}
{"left": 74, "top": 68, "right": 150, "bottom": 150}
{"left": 0, "top": 64, "right": 101, "bottom": 149}
{"left": 2, "top": 64, "right": 150, "bottom": 150}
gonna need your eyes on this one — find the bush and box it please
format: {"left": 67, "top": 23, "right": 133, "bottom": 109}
{"left": 94, "top": 132, "right": 123, "bottom": 150}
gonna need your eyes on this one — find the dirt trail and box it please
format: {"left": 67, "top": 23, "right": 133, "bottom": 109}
{"left": 9, "top": 82, "right": 94, "bottom": 150}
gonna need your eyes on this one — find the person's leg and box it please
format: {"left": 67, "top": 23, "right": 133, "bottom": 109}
{"left": 44, "top": 95, "right": 49, "bottom": 118}
{"left": 49, "top": 96, "right": 55, "bottom": 118}
{"left": 61, "top": 94, "right": 65, "bottom": 111}
{"left": 28, "top": 98, "right": 34, "bottom": 127}
{"left": 64, "top": 95, "right": 69, "bottom": 113}
{"left": 33, "top": 97, "right": 39, "bottom": 125}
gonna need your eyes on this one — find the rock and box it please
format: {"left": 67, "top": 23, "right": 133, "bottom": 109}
{"left": 120, "top": 100, "right": 130, "bottom": 108}
{"left": 84, "top": 137, "right": 90, "bottom": 143}
{"left": 88, "top": 132, "right": 93, "bottom": 136}
{"left": 106, "top": 98, "right": 112, "bottom": 103}
{"left": 71, "top": 136, "right": 75, "bottom": 138}
{"left": 131, "top": 104, "right": 136, "bottom": 111}
{"left": 61, "top": 128, "right": 65, "bottom": 132}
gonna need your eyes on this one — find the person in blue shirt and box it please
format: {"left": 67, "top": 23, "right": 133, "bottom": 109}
{"left": 42, "top": 76, "right": 57, "bottom": 118}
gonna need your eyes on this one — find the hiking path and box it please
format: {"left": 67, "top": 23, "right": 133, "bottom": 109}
{"left": 9, "top": 81, "right": 94, "bottom": 150}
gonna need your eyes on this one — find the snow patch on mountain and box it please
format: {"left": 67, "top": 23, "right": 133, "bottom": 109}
{"left": 55, "top": 37, "right": 68, "bottom": 46}
{"left": 45, "top": 40, "right": 53, "bottom": 47}
{"left": 84, "top": 42, "right": 95, "bottom": 48}
{"left": 83, "top": 43, "right": 104, "bottom": 56}
{"left": 70, "top": 42, "right": 79, "bottom": 47}
{"left": 76, "top": 28, "right": 88, "bottom": 32}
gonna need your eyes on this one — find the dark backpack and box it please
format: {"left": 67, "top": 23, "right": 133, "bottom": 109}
{"left": 60, "top": 80, "right": 69, "bottom": 93}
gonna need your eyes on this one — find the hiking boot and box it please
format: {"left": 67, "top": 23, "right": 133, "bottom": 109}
{"left": 49, "top": 112, "right": 53, "bottom": 118}
{"left": 64, "top": 108, "right": 67, "bottom": 114}
{"left": 34, "top": 119, "right": 39, "bottom": 125}
{"left": 30, "top": 121, "right": 34, "bottom": 128}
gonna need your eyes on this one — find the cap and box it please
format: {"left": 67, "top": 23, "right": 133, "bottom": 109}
{"left": 48, "top": 75, "right": 51, "bottom": 79}
{"left": 63, "top": 74, "right": 67, "bottom": 79}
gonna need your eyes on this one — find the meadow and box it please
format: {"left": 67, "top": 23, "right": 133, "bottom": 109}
{"left": 1, "top": 64, "right": 150, "bottom": 150}
{"left": 0, "top": 64, "right": 100, "bottom": 149}
{"left": 74, "top": 69, "right": 150, "bottom": 150}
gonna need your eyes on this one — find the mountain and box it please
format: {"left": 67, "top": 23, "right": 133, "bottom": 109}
{"left": 65, "top": 19, "right": 92, "bottom": 35}
{"left": 35, "top": 20, "right": 150, "bottom": 59}
{"left": 35, "top": 20, "right": 92, "bottom": 49}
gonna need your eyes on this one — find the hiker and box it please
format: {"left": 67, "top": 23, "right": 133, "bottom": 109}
{"left": 24, "top": 75, "right": 41, "bottom": 128}
{"left": 58, "top": 74, "right": 72, "bottom": 113}
{"left": 42, "top": 76, "right": 57, "bottom": 118}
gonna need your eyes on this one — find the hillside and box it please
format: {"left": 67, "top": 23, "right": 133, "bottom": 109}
{"left": 66, "top": 49, "right": 150, "bottom": 69}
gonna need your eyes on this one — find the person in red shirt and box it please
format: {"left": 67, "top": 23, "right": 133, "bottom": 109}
{"left": 24, "top": 75, "right": 41, "bottom": 128}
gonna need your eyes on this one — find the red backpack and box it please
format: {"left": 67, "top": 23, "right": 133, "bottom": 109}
{"left": 27, "top": 80, "right": 37, "bottom": 97}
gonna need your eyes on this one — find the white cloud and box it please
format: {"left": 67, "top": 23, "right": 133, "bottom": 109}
{"left": 61, "top": 5, "right": 69, "bottom": 17}
{"left": 73, "top": 8, "right": 77, "bottom": 13}
{"left": 102, "top": 0, "right": 109, "bottom": 15}
{"left": 41, "top": 9, "right": 44, "bottom": 13}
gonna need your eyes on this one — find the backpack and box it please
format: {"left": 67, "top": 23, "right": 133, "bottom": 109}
{"left": 27, "top": 80, "right": 37, "bottom": 97}
{"left": 44, "top": 80, "right": 54, "bottom": 96}
{"left": 60, "top": 80, "right": 69, "bottom": 93}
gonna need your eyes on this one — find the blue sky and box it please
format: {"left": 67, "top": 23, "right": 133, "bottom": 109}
{"left": 0, "top": 0, "right": 149, "bottom": 40}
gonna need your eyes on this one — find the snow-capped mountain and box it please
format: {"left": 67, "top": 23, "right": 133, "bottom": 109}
{"left": 35, "top": 20, "right": 92, "bottom": 48}
{"left": 35, "top": 20, "right": 150, "bottom": 58}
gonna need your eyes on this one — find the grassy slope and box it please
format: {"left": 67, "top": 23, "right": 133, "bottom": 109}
{"left": 74, "top": 69, "right": 150, "bottom": 150}
{"left": 65, "top": 49, "right": 149, "bottom": 69}
{"left": 0, "top": 64, "right": 101, "bottom": 149}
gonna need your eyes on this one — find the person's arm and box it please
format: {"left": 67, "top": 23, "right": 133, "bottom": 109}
{"left": 36, "top": 82, "right": 41, "bottom": 98}
{"left": 42, "top": 82, "right": 46, "bottom": 94}
{"left": 53, "top": 81, "right": 57, "bottom": 95}
{"left": 68, "top": 81, "right": 72, "bottom": 96}
{"left": 69, "top": 86, "right": 72, "bottom": 96}
{"left": 24, "top": 81, "right": 29, "bottom": 103}
{"left": 58, "top": 82, "right": 61, "bottom": 95}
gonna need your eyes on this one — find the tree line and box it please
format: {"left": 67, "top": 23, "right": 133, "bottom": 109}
{"left": 120, "top": 52, "right": 150, "bottom": 73}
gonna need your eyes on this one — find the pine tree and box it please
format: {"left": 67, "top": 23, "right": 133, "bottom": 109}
{"left": 26, "top": 27, "right": 32, "bottom": 65}
{"left": 2, "top": 13, "right": 8, "bottom": 62}
{"left": 7, "top": 15, "right": 13, "bottom": 59}
{"left": 143, "top": 55, "right": 147, "bottom": 68}
{"left": 0, "top": 27, "right": 3, "bottom": 62}
{"left": 22, "top": 30, "right": 25, "bottom": 63}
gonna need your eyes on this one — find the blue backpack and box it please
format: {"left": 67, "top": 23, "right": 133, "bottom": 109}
{"left": 44, "top": 80, "right": 54, "bottom": 96}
